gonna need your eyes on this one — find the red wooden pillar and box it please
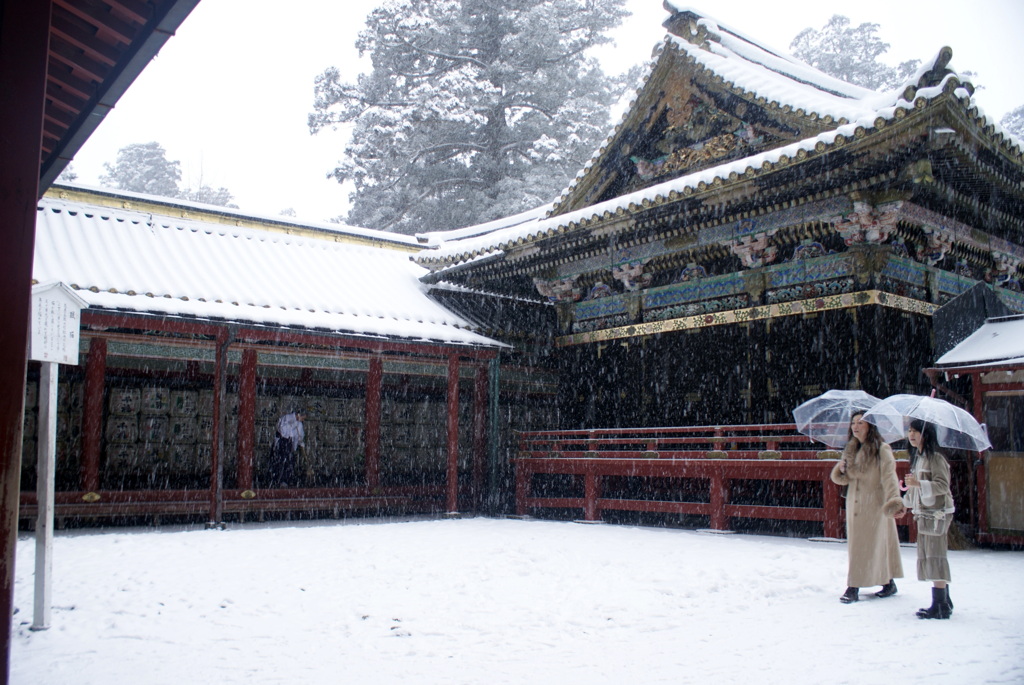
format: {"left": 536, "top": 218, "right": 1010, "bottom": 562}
{"left": 364, "top": 357, "right": 382, "bottom": 490}
{"left": 471, "top": 364, "right": 488, "bottom": 510}
{"left": 446, "top": 355, "right": 460, "bottom": 513}
{"left": 976, "top": 458, "right": 989, "bottom": 539}
{"left": 709, "top": 464, "right": 728, "bottom": 530}
{"left": 0, "top": 1, "right": 52, "bottom": 678}
{"left": 209, "top": 329, "right": 230, "bottom": 524}
{"left": 514, "top": 463, "right": 530, "bottom": 516}
{"left": 822, "top": 478, "right": 843, "bottom": 539}
{"left": 584, "top": 468, "right": 600, "bottom": 521}
{"left": 80, "top": 337, "right": 106, "bottom": 493}
{"left": 971, "top": 371, "right": 986, "bottom": 536}
{"left": 236, "top": 348, "right": 257, "bottom": 491}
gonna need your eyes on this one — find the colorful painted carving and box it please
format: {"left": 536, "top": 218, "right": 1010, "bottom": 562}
{"left": 919, "top": 227, "right": 954, "bottom": 266}
{"left": 675, "top": 262, "right": 708, "bottom": 282}
{"left": 585, "top": 281, "right": 615, "bottom": 300}
{"left": 792, "top": 241, "right": 828, "bottom": 261}
{"left": 533, "top": 276, "right": 582, "bottom": 303}
{"left": 833, "top": 201, "right": 899, "bottom": 245}
{"left": 731, "top": 232, "right": 779, "bottom": 268}
{"left": 612, "top": 260, "right": 653, "bottom": 291}
{"left": 989, "top": 251, "right": 1022, "bottom": 289}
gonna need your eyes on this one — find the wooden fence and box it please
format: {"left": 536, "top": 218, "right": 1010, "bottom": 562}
{"left": 513, "top": 423, "right": 914, "bottom": 539}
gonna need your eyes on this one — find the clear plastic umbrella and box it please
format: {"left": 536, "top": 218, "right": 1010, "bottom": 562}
{"left": 792, "top": 389, "right": 882, "bottom": 448}
{"left": 861, "top": 394, "right": 992, "bottom": 452}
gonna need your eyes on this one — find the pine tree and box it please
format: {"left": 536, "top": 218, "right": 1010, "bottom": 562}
{"left": 100, "top": 141, "right": 182, "bottom": 197}
{"left": 181, "top": 184, "right": 237, "bottom": 208}
{"left": 56, "top": 164, "right": 78, "bottom": 183}
{"left": 309, "top": 0, "right": 629, "bottom": 234}
{"left": 790, "top": 15, "right": 920, "bottom": 91}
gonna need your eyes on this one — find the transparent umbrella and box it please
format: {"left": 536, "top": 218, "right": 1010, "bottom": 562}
{"left": 861, "top": 394, "right": 992, "bottom": 452}
{"left": 792, "top": 389, "right": 882, "bottom": 448}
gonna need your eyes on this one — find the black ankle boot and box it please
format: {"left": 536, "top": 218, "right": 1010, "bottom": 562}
{"left": 916, "top": 586, "right": 951, "bottom": 619}
{"left": 875, "top": 580, "right": 897, "bottom": 598}
{"left": 840, "top": 587, "right": 859, "bottom": 603}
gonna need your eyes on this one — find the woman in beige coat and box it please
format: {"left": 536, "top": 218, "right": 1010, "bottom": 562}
{"left": 829, "top": 412, "right": 905, "bottom": 603}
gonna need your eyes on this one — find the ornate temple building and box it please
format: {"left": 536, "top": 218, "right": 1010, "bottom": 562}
{"left": 416, "top": 9, "right": 1024, "bottom": 432}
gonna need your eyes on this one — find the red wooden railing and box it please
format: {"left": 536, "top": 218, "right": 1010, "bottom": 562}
{"left": 513, "top": 423, "right": 913, "bottom": 539}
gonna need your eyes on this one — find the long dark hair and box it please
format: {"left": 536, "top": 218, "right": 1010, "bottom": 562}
{"left": 847, "top": 412, "right": 882, "bottom": 461}
{"left": 909, "top": 418, "right": 939, "bottom": 467}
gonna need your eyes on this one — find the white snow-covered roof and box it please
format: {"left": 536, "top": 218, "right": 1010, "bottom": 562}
{"left": 414, "top": 9, "right": 1018, "bottom": 272}
{"left": 53, "top": 181, "right": 421, "bottom": 249}
{"left": 935, "top": 315, "right": 1024, "bottom": 368}
{"left": 34, "top": 195, "right": 502, "bottom": 347}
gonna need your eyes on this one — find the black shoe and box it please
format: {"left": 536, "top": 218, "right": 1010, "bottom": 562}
{"left": 916, "top": 587, "right": 951, "bottom": 619}
{"left": 840, "top": 587, "right": 859, "bottom": 603}
{"left": 875, "top": 580, "right": 897, "bottom": 598}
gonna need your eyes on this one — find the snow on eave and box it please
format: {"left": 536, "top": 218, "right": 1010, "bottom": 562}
{"left": 934, "top": 315, "right": 1024, "bottom": 368}
{"left": 421, "top": 95, "right": 948, "bottom": 266}
{"left": 690, "top": 15, "right": 878, "bottom": 103}
{"left": 425, "top": 74, "right": 1024, "bottom": 271}
{"left": 415, "top": 204, "right": 552, "bottom": 248}
{"left": 666, "top": 33, "right": 883, "bottom": 122}
{"left": 428, "top": 279, "right": 547, "bottom": 306}
{"left": 77, "top": 291, "right": 501, "bottom": 348}
{"left": 49, "top": 182, "right": 421, "bottom": 250}
{"left": 544, "top": 38, "right": 667, "bottom": 220}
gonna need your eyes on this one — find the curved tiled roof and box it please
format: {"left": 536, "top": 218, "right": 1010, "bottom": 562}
{"left": 33, "top": 196, "right": 501, "bottom": 347}
{"left": 415, "top": 12, "right": 1023, "bottom": 275}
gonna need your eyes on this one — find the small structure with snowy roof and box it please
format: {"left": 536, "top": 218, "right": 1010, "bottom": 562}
{"left": 925, "top": 314, "right": 1024, "bottom": 544}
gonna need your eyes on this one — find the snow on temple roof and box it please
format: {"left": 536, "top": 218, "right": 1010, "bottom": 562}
{"left": 935, "top": 315, "right": 1024, "bottom": 368}
{"left": 34, "top": 195, "right": 502, "bottom": 347}
{"left": 52, "top": 181, "right": 421, "bottom": 249}
{"left": 414, "top": 9, "right": 1011, "bottom": 272}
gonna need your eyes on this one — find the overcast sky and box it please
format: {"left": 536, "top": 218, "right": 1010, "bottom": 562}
{"left": 67, "top": 0, "right": 1024, "bottom": 224}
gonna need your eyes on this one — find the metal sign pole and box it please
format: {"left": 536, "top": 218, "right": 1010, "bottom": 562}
{"left": 31, "top": 361, "right": 57, "bottom": 631}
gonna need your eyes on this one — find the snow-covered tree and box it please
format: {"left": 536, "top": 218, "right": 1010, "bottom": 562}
{"left": 790, "top": 15, "right": 920, "bottom": 91}
{"left": 309, "top": 0, "right": 630, "bottom": 234}
{"left": 181, "top": 184, "right": 237, "bottom": 208}
{"left": 100, "top": 142, "right": 182, "bottom": 197}
{"left": 56, "top": 164, "right": 78, "bottom": 183}
{"left": 1002, "top": 105, "right": 1024, "bottom": 139}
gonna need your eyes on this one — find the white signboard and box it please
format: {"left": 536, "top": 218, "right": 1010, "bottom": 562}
{"left": 29, "top": 282, "right": 87, "bottom": 365}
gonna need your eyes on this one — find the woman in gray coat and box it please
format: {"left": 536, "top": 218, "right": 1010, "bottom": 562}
{"left": 904, "top": 419, "right": 954, "bottom": 619}
{"left": 829, "top": 412, "right": 905, "bottom": 603}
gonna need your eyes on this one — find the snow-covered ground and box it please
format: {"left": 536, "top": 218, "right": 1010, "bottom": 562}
{"left": 10, "top": 517, "right": 1024, "bottom": 684}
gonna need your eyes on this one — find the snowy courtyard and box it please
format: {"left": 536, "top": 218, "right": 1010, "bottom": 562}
{"left": 10, "top": 517, "right": 1024, "bottom": 684}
